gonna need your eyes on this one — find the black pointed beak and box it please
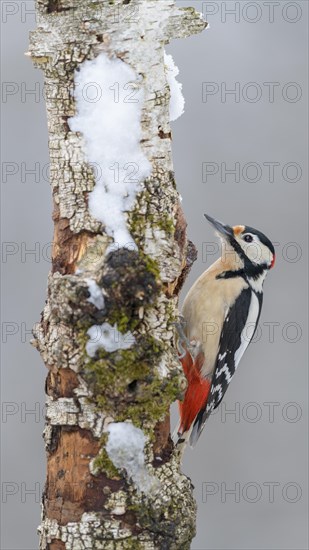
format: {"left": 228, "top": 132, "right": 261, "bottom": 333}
{"left": 204, "top": 214, "right": 234, "bottom": 238}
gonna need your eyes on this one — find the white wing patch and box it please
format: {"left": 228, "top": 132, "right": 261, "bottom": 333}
{"left": 234, "top": 291, "right": 259, "bottom": 366}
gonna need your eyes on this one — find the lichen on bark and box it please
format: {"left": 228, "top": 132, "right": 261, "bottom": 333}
{"left": 30, "top": 0, "right": 206, "bottom": 548}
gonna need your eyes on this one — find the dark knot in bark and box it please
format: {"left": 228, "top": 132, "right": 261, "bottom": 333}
{"left": 101, "top": 248, "right": 161, "bottom": 327}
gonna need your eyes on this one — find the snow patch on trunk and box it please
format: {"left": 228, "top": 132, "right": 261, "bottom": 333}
{"left": 157, "top": 358, "right": 169, "bottom": 379}
{"left": 164, "top": 51, "right": 185, "bottom": 122}
{"left": 86, "top": 322, "right": 135, "bottom": 357}
{"left": 85, "top": 278, "right": 105, "bottom": 310}
{"left": 106, "top": 422, "right": 160, "bottom": 495}
{"left": 69, "top": 53, "right": 152, "bottom": 249}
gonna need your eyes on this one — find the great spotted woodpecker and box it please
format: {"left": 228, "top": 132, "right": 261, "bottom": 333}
{"left": 174, "top": 214, "right": 275, "bottom": 448}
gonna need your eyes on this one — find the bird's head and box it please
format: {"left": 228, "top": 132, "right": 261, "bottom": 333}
{"left": 204, "top": 214, "right": 275, "bottom": 272}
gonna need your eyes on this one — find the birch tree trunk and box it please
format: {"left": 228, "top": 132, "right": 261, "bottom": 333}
{"left": 29, "top": 1, "right": 206, "bottom": 548}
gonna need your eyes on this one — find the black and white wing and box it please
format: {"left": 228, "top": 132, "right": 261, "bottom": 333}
{"left": 190, "top": 287, "right": 262, "bottom": 446}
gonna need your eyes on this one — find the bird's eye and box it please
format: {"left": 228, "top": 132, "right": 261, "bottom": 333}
{"left": 243, "top": 234, "right": 253, "bottom": 243}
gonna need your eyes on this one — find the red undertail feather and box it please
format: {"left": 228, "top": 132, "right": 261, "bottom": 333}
{"left": 178, "top": 350, "right": 211, "bottom": 434}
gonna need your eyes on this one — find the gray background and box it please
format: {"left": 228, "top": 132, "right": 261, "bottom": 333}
{"left": 1, "top": 1, "right": 308, "bottom": 548}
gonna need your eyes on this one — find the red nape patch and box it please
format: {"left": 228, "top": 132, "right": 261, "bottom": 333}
{"left": 178, "top": 351, "right": 210, "bottom": 434}
{"left": 270, "top": 254, "right": 276, "bottom": 269}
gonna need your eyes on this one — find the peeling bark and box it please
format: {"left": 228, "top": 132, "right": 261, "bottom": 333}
{"left": 30, "top": 0, "right": 206, "bottom": 548}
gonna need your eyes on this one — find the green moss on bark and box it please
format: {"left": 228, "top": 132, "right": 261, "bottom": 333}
{"left": 92, "top": 433, "right": 121, "bottom": 478}
{"left": 81, "top": 331, "right": 180, "bottom": 430}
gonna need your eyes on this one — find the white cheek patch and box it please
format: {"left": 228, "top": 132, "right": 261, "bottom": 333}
{"left": 238, "top": 237, "right": 272, "bottom": 265}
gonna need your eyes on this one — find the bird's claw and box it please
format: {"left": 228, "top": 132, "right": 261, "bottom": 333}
{"left": 173, "top": 316, "right": 195, "bottom": 359}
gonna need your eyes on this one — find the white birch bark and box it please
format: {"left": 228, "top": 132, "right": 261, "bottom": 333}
{"left": 29, "top": 1, "right": 206, "bottom": 548}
